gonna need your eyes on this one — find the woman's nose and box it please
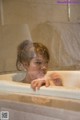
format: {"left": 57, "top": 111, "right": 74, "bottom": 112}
{"left": 41, "top": 64, "right": 47, "bottom": 70}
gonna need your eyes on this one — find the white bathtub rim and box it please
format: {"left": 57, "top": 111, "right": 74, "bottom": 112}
{"left": 0, "top": 80, "right": 80, "bottom": 100}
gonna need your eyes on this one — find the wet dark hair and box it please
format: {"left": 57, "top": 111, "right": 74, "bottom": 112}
{"left": 33, "top": 42, "right": 50, "bottom": 61}
{"left": 16, "top": 40, "right": 50, "bottom": 70}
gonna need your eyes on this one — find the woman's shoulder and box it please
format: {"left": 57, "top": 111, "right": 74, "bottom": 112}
{"left": 12, "top": 72, "right": 26, "bottom": 82}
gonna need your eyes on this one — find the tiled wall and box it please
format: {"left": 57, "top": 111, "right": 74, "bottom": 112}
{"left": 0, "top": 24, "right": 32, "bottom": 72}
{"left": 2, "top": 0, "right": 68, "bottom": 24}
{"left": 70, "top": 4, "right": 80, "bottom": 22}
{"left": 0, "top": 0, "right": 80, "bottom": 72}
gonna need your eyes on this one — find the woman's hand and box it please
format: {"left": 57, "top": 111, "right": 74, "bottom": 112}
{"left": 31, "top": 72, "right": 63, "bottom": 91}
{"left": 31, "top": 78, "right": 50, "bottom": 91}
{"left": 50, "top": 72, "right": 63, "bottom": 86}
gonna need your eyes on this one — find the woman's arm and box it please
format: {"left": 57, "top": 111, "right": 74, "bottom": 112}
{"left": 31, "top": 72, "right": 63, "bottom": 91}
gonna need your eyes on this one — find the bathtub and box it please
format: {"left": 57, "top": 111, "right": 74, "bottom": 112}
{"left": 0, "top": 71, "right": 80, "bottom": 120}
{"left": 0, "top": 71, "right": 80, "bottom": 99}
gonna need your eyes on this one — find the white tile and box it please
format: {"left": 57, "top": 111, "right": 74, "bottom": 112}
{"left": 2, "top": 0, "right": 68, "bottom": 24}
{"left": 69, "top": 5, "right": 80, "bottom": 23}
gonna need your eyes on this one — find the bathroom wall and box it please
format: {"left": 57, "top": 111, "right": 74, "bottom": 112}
{"left": 0, "top": 24, "right": 32, "bottom": 72}
{"left": 0, "top": 0, "right": 80, "bottom": 72}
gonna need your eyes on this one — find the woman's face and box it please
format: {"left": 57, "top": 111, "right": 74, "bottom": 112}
{"left": 26, "top": 54, "right": 49, "bottom": 81}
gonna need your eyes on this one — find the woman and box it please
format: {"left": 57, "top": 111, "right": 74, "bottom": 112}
{"left": 16, "top": 40, "right": 63, "bottom": 90}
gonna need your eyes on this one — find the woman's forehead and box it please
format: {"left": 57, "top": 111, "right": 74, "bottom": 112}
{"left": 33, "top": 54, "right": 48, "bottom": 61}
{"left": 29, "top": 46, "right": 49, "bottom": 61}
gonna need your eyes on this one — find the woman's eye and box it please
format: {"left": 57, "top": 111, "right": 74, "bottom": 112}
{"left": 35, "top": 62, "right": 42, "bottom": 65}
{"left": 45, "top": 61, "right": 48, "bottom": 64}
